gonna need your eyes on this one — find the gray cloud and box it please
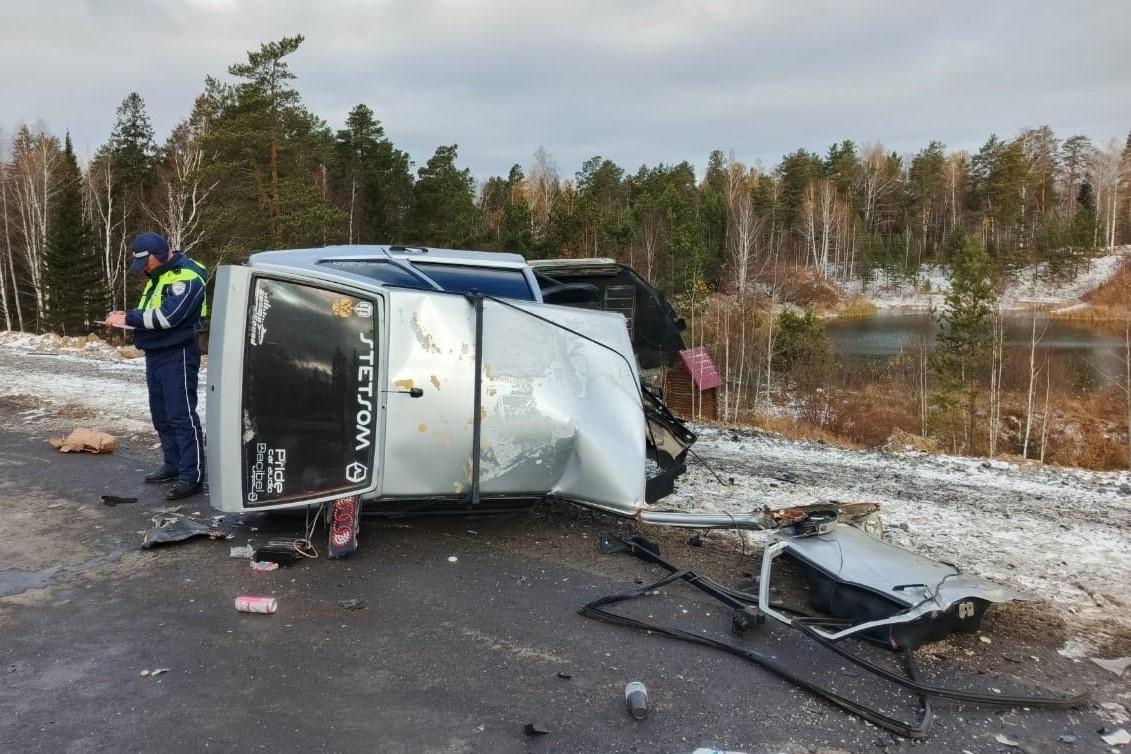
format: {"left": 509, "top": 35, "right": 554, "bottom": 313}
{"left": 2, "top": 0, "right": 1128, "bottom": 180}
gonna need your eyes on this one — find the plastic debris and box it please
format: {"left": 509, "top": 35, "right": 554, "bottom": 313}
{"left": 556, "top": 672, "right": 572, "bottom": 680}
{"left": 1056, "top": 734, "right": 1078, "bottom": 744}
{"left": 327, "top": 495, "right": 360, "bottom": 559}
{"left": 250, "top": 560, "right": 279, "bottom": 573}
{"left": 139, "top": 668, "right": 169, "bottom": 678}
{"left": 993, "top": 734, "right": 1020, "bottom": 747}
{"left": 1101, "top": 728, "right": 1131, "bottom": 746}
{"left": 523, "top": 723, "right": 549, "bottom": 736}
{"left": 447, "top": 556, "right": 458, "bottom": 563}
{"left": 229, "top": 545, "right": 255, "bottom": 559}
{"left": 1090, "top": 656, "right": 1131, "bottom": 677}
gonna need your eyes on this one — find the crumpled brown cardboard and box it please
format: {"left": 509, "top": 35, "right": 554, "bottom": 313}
{"left": 49, "top": 427, "right": 117, "bottom": 454}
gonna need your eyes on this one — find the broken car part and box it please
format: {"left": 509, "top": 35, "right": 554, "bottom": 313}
{"left": 141, "top": 513, "right": 218, "bottom": 549}
{"left": 584, "top": 532, "right": 1086, "bottom": 739}
{"left": 253, "top": 539, "right": 302, "bottom": 567}
{"left": 757, "top": 523, "right": 1023, "bottom": 648}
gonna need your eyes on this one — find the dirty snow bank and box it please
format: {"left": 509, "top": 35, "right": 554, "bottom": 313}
{"left": 0, "top": 331, "right": 205, "bottom": 434}
{"left": 843, "top": 247, "right": 1131, "bottom": 310}
{"left": 666, "top": 424, "right": 1131, "bottom": 636}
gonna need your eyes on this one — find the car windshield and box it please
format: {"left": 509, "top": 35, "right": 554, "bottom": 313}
{"left": 410, "top": 262, "right": 534, "bottom": 300}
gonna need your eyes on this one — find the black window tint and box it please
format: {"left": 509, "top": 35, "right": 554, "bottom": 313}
{"left": 319, "top": 260, "right": 430, "bottom": 289}
{"left": 410, "top": 263, "right": 534, "bottom": 300}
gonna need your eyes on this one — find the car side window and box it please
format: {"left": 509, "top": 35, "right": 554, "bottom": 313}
{"left": 318, "top": 260, "right": 431, "bottom": 289}
{"left": 410, "top": 263, "right": 535, "bottom": 300}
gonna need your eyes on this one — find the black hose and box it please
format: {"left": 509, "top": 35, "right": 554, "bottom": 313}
{"left": 580, "top": 570, "right": 934, "bottom": 738}
{"left": 581, "top": 542, "right": 1089, "bottom": 739}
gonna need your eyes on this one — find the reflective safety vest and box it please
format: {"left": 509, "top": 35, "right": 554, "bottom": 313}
{"left": 138, "top": 262, "right": 209, "bottom": 318}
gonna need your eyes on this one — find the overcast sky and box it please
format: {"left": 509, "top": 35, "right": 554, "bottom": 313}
{"left": 2, "top": 0, "right": 1129, "bottom": 180}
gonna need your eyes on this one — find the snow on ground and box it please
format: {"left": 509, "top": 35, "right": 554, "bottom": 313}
{"left": 844, "top": 246, "right": 1131, "bottom": 311}
{"left": 3, "top": 330, "right": 1129, "bottom": 641}
{"left": 0, "top": 331, "right": 205, "bottom": 435}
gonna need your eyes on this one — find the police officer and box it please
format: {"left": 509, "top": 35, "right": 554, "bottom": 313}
{"left": 104, "top": 232, "right": 208, "bottom": 500}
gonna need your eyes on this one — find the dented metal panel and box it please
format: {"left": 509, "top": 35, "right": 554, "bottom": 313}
{"left": 379, "top": 289, "right": 645, "bottom": 512}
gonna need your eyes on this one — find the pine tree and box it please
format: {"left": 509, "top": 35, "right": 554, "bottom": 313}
{"left": 202, "top": 35, "right": 341, "bottom": 253}
{"left": 1071, "top": 180, "right": 1098, "bottom": 253}
{"left": 409, "top": 145, "right": 479, "bottom": 247}
{"left": 932, "top": 233, "right": 995, "bottom": 451}
{"left": 333, "top": 104, "right": 413, "bottom": 243}
{"left": 44, "top": 134, "right": 106, "bottom": 334}
{"left": 89, "top": 92, "right": 158, "bottom": 310}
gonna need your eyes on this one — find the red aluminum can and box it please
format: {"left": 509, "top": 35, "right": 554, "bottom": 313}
{"left": 234, "top": 595, "right": 277, "bottom": 614}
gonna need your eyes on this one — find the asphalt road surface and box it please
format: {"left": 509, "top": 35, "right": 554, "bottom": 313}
{"left": 0, "top": 414, "right": 1115, "bottom": 753}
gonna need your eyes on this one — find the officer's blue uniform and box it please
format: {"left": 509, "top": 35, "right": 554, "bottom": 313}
{"left": 125, "top": 252, "right": 208, "bottom": 484}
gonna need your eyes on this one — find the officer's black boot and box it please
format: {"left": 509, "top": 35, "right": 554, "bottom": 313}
{"left": 165, "top": 480, "right": 202, "bottom": 500}
{"left": 144, "top": 467, "right": 177, "bottom": 484}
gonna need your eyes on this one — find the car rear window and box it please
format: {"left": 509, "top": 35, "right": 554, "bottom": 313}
{"left": 241, "top": 277, "right": 379, "bottom": 506}
{"left": 410, "top": 262, "right": 534, "bottom": 300}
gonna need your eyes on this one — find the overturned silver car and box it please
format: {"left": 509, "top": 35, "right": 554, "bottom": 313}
{"left": 205, "top": 245, "right": 697, "bottom": 518}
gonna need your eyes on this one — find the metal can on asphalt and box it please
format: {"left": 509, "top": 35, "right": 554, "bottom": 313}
{"left": 234, "top": 595, "right": 277, "bottom": 614}
{"left": 624, "top": 681, "right": 649, "bottom": 719}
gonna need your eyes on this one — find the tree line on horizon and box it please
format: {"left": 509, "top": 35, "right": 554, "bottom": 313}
{"left": 1, "top": 34, "right": 1129, "bottom": 336}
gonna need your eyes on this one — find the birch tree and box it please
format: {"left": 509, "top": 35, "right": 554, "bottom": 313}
{"left": 987, "top": 302, "right": 1006, "bottom": 456}
{"left": 8, "top": 126, "right": 60, "bottom": 326}
{"left": 1092, "top": 139, "right": 1122, "bottom": 250}
{"left": 1021, "top": 316, "right": 1048, "bottom": 458}
{"left": 0, "top": 151, "right": 13, "bottom": 330}
{"left": 856, "top": 144, "right": 897, "bottom": 228}
{"left": 152, "top": 99, "right": 216, "bottom": 254}
{"left": 527, "top": 146, "right": 559, "bottom": 246}
{"left": 725, "top": 159, "right": 762, "bottom": 294}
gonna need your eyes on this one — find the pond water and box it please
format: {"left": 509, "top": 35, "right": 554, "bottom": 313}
{"left": 825, "top": 312, "right": 1128, "bottom": 389}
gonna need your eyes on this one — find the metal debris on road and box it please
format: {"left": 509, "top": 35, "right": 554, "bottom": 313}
{"left": 1101, "top": 728, "right": 1131, "bottom": 746}
{"left": 625, "top": 681, "right": 648, "bottom": 720}
{"left": 141, "top": 513, "right": 220, "bottom": 549}
{"left": 338, "top": 599, "right": 367, "bottom": 610}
